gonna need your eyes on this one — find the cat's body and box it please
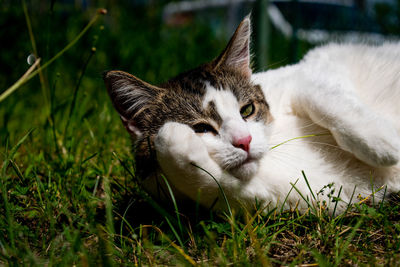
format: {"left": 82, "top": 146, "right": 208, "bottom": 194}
{"left": 104, "top": 17, "right": 400, "bottom": 214}
{"left": 249, "top": 43, "right": 400, "bottom": 212}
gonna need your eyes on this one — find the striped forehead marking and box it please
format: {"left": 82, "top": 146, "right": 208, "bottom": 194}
{"left": 203, "top": 101, "right": 223, "bottom": 125}
{"left": 202, "top": 85, "right": 242, "bottom": 122}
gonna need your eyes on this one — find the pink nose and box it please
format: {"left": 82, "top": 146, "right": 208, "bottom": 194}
{"left": 233, "top": 135, "right": 252, "bottom": 153}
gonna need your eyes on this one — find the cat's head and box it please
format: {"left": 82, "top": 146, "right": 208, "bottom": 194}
{"left": 104, "top": 17, "right": 272, "bottom": 181}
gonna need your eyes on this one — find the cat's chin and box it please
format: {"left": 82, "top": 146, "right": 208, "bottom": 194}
{"left": 229, "top": 159, "right": 259, "bottom": 181}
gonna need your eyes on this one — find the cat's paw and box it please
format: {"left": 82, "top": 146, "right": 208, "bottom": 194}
{"left": 332, "top": 119, "right": 400, "bottom": 167}
{"left": 155, "top": 122, "right": 210, "bottom": 167}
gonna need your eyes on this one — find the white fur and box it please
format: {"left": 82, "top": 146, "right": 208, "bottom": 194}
{"left": 153, "top": 43, "right": 400, "bottom": 214}
{"left": 202, "top": 85, "right": 270, "bottom": 179}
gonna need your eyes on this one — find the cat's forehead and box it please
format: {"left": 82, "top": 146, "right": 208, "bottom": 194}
{"left": 152, "top": 65, "right": 269, "bottom": 130}
{"left": 163, "top": 64, "right": 256, "bottom": 100}
{"left": 202, "top": 83, "right": 241, "bottom": 121}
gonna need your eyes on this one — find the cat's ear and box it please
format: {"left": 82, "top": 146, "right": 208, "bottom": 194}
{"left": 103, "top": 70, "right": 162, "bottom": 138}
{"left": 213, "top": 16, "right": 252, "bottom": 78}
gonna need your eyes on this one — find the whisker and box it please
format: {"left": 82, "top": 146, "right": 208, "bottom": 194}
{"left": 270, "top": 140, "right": 342, "bottom": 150}
{"left": 269, "top": 133, "right": 331, "bottom": 150}
{"left": 267, "top": 112, "right": 333, "bottom": 138}
{"left": 266, "top": 153, "right": 315, "bottom": 172}
{"left": 269, "top": 150, "right": 318, "bottom": 164}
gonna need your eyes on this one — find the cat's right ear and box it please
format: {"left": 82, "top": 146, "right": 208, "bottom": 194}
{"left": 103, "top": 70, "right": 162, "bottom": 139}
{"left": 213, "top": 16, "right": 252, "bottom": 78}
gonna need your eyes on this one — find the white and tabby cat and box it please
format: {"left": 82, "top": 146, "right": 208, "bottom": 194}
{"left": 104, "top": 17, "right": 400, "bottom": 213}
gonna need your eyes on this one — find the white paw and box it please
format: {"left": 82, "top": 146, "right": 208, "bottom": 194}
{"left": 154, "top": 122, "right": 223, "bottom": 198}
{"left": 333, "top": 120, "right": 400, "bottom": 167}
{"left": 155, "top": 122, "right": 209, "bottom": 166}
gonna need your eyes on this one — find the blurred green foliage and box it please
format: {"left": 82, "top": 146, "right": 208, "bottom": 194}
{"left": 375, "top": 0, "right": 400, "bottom": 34}
{"left": 0, "top": 1, "right": 228, "bottom": 140}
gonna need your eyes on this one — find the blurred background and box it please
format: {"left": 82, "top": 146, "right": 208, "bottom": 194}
{"left": 2, "top": 0, "right": 400, "bottom": 140}
{"left": 0, "top": 0, "right": 400, "bottom": 169}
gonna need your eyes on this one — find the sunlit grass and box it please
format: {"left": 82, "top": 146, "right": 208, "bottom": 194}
{"left": 1, "top": 2, "right": 400, "bottom": 266}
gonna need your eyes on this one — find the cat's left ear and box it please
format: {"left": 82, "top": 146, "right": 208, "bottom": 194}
{"left": 213, "top": 16, "right": 252, "bottom": 78}
{"left": 103, "top": 70, "right": 163, "bottom": 139}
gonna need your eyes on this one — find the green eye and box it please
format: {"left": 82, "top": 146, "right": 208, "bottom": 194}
{"left": 240, "top": 103, "right": 255, "bottom": 119}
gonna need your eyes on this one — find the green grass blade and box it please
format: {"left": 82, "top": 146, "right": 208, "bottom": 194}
{"left": 302, "top": 171, "right": 316, "bottom": 201}
{"left": 0, "top": 129, "right": 34, "bottom": 251}
{"left": 104, "top": 170, "right": 115, "bottom": 236}
{"left": 335, "top": 217, "right": 364, "bottom": 266}
{"left": 112, "top": 152, "right": 137, "bottom": 182}
{"left": 0, "top": 9, "right": 106, "bottom": 103}
{"left": 159, "top": 174, "right": 184, "bottom": 242}
{"left": 379, "top": 185, "right": 388, "bottom": 210}
{"left": 332, "top": 185, "right": 343, "bottom": 218}
{"left": 23, "top": 0, "right": 49, "bottom": 108}
{"left": 289, "top": 181, "right": 317, "bottom": 214}
{"left": 191, "top": 163, "right": 232, "bottom": 218}
{"left": 119, "top": 200, "right": 136, "bottom": 248}
{"left": 63, "top": 48, "right": 96, "bottom": 139}
{"left": 7, "top": 128, "right": 35, "bottom": 161}
{"left": 269, "top": 133, "right": 330, "bottom": 150}
{"left": 280, "top": 178, "right": 299, "bottom": 213}
{"left": 164, "top": 216, "right": 184, "bottom": 249}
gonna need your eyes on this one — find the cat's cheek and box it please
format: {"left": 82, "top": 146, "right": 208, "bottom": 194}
{"left": 247, "top": 121, "right": 271, "bottom": 159}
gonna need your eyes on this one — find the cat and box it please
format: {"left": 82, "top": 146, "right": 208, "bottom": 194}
{"left": 104, "top": 16, "right": 400, "bottom": 214}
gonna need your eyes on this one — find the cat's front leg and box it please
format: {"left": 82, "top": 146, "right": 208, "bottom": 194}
{"left": 329, "top": 113, "right": 400, "bottom": 167}
{"left": 295, "top": 80, "right": 400, "bottom": 167}
{"left": 154, "top": 122, "right": 225, "bottom": 205}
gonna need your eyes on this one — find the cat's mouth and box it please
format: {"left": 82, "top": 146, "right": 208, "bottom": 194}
{"left": 242, "top": 157, "right": 255, "bottom": 165}
{"left": 227, "top": 156, "right": 259, "bottom": 181}
{"left": 228, "top": 156, "right": 256, "bottom": 170}
{"left": 208, "top": 144, "right": 264, "bottom": 177}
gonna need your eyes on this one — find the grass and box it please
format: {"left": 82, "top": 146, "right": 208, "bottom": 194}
{"left": 2, "top": 1, "right": 400, "bottom": 266}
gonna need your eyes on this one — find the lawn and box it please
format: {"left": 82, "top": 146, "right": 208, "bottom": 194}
{"left": 1, "top": 1, "right": 400, "bottom": 265}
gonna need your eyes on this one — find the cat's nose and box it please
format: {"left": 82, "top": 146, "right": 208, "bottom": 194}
{"left": 233, "top": 135, "right": 252, "bottom": 153}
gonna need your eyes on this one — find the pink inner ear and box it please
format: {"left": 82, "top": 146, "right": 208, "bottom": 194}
{"left": 214, "top": 17, "right": 252, "bottom": 78}
{"left": 120, "top": 116, "right": 143, "bottom": 138}
{"left": 235, "top": 41, "right": 251, "bottom": 78}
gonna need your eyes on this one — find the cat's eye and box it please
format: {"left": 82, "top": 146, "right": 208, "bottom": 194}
{"left": 240, "top": 103, "right": 255, "bottom": 119}
{"left": 192, "top": 123, "right": 218, "bottom": 135}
